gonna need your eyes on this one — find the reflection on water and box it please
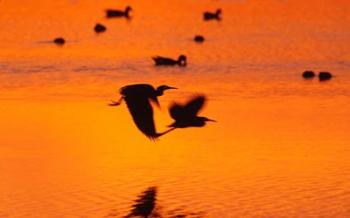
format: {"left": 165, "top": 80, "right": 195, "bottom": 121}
{"left": 1, "top": 0, "right": 350, "bottom": 217}
{"left": 115, "top": 186, "right": 204, "bottom": 218}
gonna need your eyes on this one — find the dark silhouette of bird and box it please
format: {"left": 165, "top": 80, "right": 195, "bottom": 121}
{"left": 124, "top": 187, "right": 157, "bottom": 218}
{"left": 152, "top": 55, "right": 187, "bottom": 67}
{"left": 194, "top": 35, "right": 205, "bottom": 43}
{"left": 203, "top": 9, "right": 222, "bottom": 21}
{"left": 53, "top": 37, "right": 65, "bottom": 45}
{"left": 109, "top": 84, "right": 177, "bottom": 139}
{"left": 168, "top": 95, "right": 216, "bottom": 129}
{"left": 94, "top": 23, "right": 106, "bottom": 33}
{"left": 318, "top": 71, "right": 332, "bottom": 81}
{"left": 106, "top": 6, "right": 132, "bottom": 18}
{"left": 302, "top": 70, "right": 315, "bottom": 79}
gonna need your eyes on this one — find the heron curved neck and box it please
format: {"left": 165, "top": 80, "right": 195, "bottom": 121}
{"left": 155, "top": 89, "right": 163, "bottom": 96}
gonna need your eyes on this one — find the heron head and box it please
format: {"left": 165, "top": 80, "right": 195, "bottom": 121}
{"left": 178, "top": 55, "right": 187, "bottom": 66}
{"left": 216, "top": 9, "right": 222, "bottom": 15}
{"left": 156, "top": 85, "right": 178, "bottom": 96}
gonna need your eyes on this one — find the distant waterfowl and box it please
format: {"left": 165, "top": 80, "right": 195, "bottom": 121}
{"left": 53, "top": 37, "right": 65, "bottom": 45}
{"left": 194, "top": 35, "right": 205, "bottom": 43}
{"left": 302, "top": 70, "right": 315, "bottom": 79}
{"left": 94, "top": 23, "right": 106, "bottom": 33}
{"left": 203, "top": 9, "right": 222, "bottom": 21}
{"left": 152, "top": 55, "right": 187, "bottom": 67}
{"left": 106, "top": 6, "right": 132, "bottom": 18}
{"left": 318, "top": 71, "right": 332, "bottom": 81}
{"left": 168, "top": 95, "right": 216, "bottom": 129}
{"left": 109, "top": 84, "right": 177, "bottom": 139}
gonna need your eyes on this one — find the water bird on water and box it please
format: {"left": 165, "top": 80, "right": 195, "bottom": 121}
{"left": 109, "top": 84, "right": 177, "bottom": 139}
{"left": 94, "top": 23, "right": 106, "bottom": 33}
{"left": 106, "top": 6, "right": 132, "bottom": 18}
{"left": 152, "top": 55, "right": 187, "bottom": 67}
{"left": 168, "top": 95, "right": 216, "bottom": 130}
{"left": 203, "top": 9, "right": 222, "bottom": 21}
{"left": 194, "top": 35, "right": 205, "bottom": 43}
{"left": 302, "top": 70, "right": 315, "bottom": 79}
{"left": 318, "top": 71, "right": 332, "bottom": 81}
{"left": 53, "top": 37, "right": 65, "bottom": 45}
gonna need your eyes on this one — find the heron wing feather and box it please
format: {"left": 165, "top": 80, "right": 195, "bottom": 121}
{"left": 124, "top": 95, "right": 158, "bottom": 139}
{"left": 184, "top": 95, "right": 206, "bottom": 116}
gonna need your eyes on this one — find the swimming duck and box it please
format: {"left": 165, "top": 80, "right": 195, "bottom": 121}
{"left": 152, "top": 55, "right": 187, "bottom": 67}
{"left": 318, "top": 72, "right": 332, "bottom": 81}
{"left": 94, "top": 23, "right": 106, "bottom": 33}
{"left": 302, "top": 70, "right": 315, "bottom": 79}
{"left": 106, "top": 6, "right": 132, "bottom": 18}
{"left": 203, "top": 9, "right": 221, "bottom": 20}
{"left": 194, "top": 35, "right": 205, "bottom": 43}
{"left": 53, "top": 37, "right": 65, "bottom": 45}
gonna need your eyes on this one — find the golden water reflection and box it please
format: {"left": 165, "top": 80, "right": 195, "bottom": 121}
{"left": 1, "top": 0, "right": 350, "bottom": 217}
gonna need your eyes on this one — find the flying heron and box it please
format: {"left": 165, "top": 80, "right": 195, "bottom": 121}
{"left": 152, "top": 55, "right": 187, "bottom": 67}
{"left": 106, "top": 6, "right": 132, "bottom": 18}
{"left": 167, "top": 95, "right": 216, "bottom": 130}
{"left": 109, "top": 84, "right": 177, "bottom": 139}
{"left": 203, "top": 9, "right": 222, "bottom": 21}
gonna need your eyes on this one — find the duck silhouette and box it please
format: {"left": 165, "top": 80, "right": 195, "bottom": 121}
{"left": 318, "top": 71, "right": 332, "bottom": 81}
{"left": 194, "top": 35, "right": 205, "bottom": 43}
{"left": 152, "top": 55, "right": 187, "bottom": 67}
{"left": 109, "top": 84, "right": 177, "bottom": 139}
{"left": 168, "top": 95, "right": 216, "bottom": 129}
{"left": 53, "top": 37, "right": 65, "bottom": 45}
{"left": 94, "top": 23, "right": 106, "bottom": 33}
{"left": 302, "top": 70, "right": 315, "bottom": 79}
{"left": 106, "top": 6, "right": 132, "bottom": 18}
{"left": 203, "top": 9, "right": 222, "bottom": 21}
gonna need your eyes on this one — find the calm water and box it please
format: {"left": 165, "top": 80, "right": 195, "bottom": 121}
{"left": 1, "top": 0, "right": 350, "bottom": 217}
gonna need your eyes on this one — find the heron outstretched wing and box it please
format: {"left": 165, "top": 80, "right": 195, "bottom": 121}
{"left": 124, "top": 95, "right": 158, "bottom": 139}
{"left": 183, "top": 95, "right": 206, "bottom": 117}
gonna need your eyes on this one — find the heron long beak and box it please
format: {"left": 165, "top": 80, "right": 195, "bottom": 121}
{"left": 207, "top": 118, "right": 217, "bottom": 122}
{"left": 167, "top": 86, "right": 178, "bottom": 90}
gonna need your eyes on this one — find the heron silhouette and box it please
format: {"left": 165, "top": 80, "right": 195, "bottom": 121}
{"left": 106, "top": 6, "right": 132, "bottom": 18}
{"left": 203, "top": 9, "right": 222, "bottom": 21}
{"left": 152, "top": 55, "right": 187, "bottom": 67}
{"left": 167, "top": 95, "right": 216, "bottom": 129}
{"left": 109, "top": 84, "right": 177, "bottom": 139}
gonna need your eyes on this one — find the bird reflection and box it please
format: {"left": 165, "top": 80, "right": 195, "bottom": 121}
{"left": 168, "top": 95, "right": 216, "bottom": 129}
{"left": 109, "top": 84, "right": 177, "bottom": 140}
{"left": 152, "top": 55, "right": 187, "bottom": 67}
{"left": 123, "top": 186, "right": 205, "bottom": 218}
{"left": 124, "top": 187, "right": 158, "bottom": 218}
{"left": 106, "top": 6, "right": 132, "bottom": 19}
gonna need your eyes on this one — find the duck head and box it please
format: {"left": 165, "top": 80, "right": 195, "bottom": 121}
{"left": 178, "top": 55, "right": 187, "bottom": 66}
{"left": 125, "top": 6, "right": 132, "bottom": 17}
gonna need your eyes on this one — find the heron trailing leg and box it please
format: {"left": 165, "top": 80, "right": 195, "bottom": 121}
{"left": 156, "top": 127, "right": 176, "bottom": 138}
{"left": 109, "top": 97, "right": 124, "bottom": 106}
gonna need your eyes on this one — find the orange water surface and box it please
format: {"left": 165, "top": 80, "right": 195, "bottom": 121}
{"left": 1, "top": 0, "right": 350, "bottom": 217}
